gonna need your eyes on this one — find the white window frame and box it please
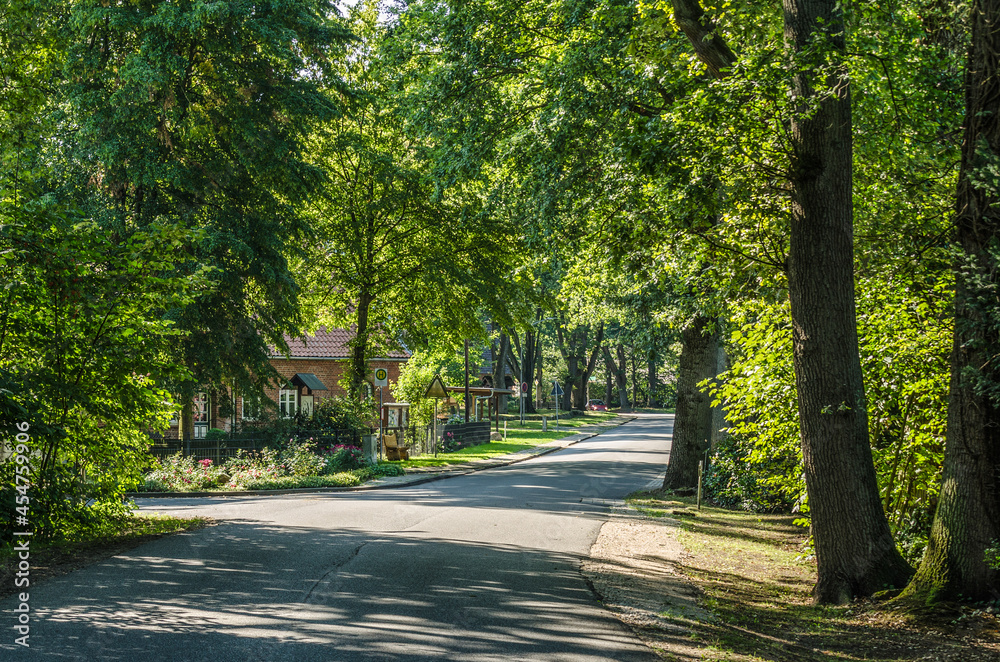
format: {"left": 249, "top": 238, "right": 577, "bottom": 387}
{"left": 193, "top": 392, "right": 210, "bottom": 438}
{"left": 279, "top": 388, "right": 298, "bottom": 418}
{"left": 242, "top": 394, "right": 263, "bottom": 421}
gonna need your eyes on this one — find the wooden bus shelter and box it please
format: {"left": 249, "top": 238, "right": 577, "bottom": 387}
{"left": 445, "top": 386, "right": 514, "bottom": 432}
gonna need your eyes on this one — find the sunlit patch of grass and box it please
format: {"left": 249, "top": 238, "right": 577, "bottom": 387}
{"left": 395, "top": 412, "right": 626, "bottom": 468}
{"left": 620, "top": 489, "right": 997, "bottom": 661}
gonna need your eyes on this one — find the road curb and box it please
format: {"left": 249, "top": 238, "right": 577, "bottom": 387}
{"left": 130, "top": 415, "right": 639, "bottom": 499}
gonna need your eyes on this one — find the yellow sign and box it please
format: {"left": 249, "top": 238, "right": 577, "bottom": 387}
{"left": 374, "top": 368, "right": 388, "bottom": 387}
{"left": 424, "top": 375, "right": 448, "bottom": 399}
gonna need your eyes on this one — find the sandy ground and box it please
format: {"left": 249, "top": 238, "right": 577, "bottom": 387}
{"left": 582, "top": 505, "right": 712, "bottom": 659}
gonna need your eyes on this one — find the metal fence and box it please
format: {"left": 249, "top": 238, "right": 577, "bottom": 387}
{"left": 147, "top": 429, "right": 362, "bottom": 464}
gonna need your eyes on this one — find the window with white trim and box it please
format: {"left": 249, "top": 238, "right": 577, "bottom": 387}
{"left": 193, "top": 392, "right": 210, "bottom": 438}
{"left": 242, "top": 394, "right": 263, "bottom": 421}
{"left": 279, "top": 388, "right": 298, "bottom": 418}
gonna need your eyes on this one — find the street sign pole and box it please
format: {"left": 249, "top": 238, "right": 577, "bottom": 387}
{"left": 374, "top": 368, "right": 389, "bottom": 462}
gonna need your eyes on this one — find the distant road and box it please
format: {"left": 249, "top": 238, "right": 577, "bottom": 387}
{"left": 1, "top": 414, "right": 674, "bottom": 661}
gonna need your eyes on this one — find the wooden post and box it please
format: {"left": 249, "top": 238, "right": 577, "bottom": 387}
{"left": 697, "top": 460, "right": 704, "bottom": 511}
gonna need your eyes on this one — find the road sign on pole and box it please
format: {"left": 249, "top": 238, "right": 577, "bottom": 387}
{"left": 374, "top": 368, "right": 388, "bottom": 387}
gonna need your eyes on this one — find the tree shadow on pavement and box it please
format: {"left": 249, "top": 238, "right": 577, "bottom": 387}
{"left": 2, "top": 520, "right": 659, "bottom": 661}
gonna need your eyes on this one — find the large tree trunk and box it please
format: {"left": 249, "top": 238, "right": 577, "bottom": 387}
{"left": 577, "top": 324, "right": 605, "bottom": 409}
{"left": 899, "top": 0, "right": 1000, "bottom": 604}
{"left": 522, "top": 329, "right": 538, "bottom": 413}
{"left": 511, "top": 326, "right": 540, "bottom": 413}
{"left": 557, "top": 322, "right": 593, "bottom": 410}
{"left": 668, "top": 0, "right": 911, "bottom": 603}
{"left": 605, "top": 369, "right": 613, "bottom": 409}
{"left": 493, "top": 331, "right": 511, "bottom": 416}
{"left": 602, "top": 344, "right": 630, "bottom": 409}
{"left": 663, "top": 317, "right": 718, "bottom": 489}
{"left": 646, "top": 346, "right": 658, "bottom": 407}
{"left": 782, "top": 0, "right": 912, "bottom": 603}
{"left": 349, "top": 289, "right": 374, "bottom": 400}
{"left": 630, "top": 349, "right": 638, "bottom": 406}
{"left": 617, "top": 344, "right": 630, "bottom": 408}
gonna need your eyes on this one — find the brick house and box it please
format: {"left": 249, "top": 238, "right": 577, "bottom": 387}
{"left": 166, "top": 328, "right": 410, "bottom": 438}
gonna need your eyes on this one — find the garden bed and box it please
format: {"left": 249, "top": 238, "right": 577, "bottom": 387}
{"left": 137, "top": 440, "right": 403, "bottom": 494}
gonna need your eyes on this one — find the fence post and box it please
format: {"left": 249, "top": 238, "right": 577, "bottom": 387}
{"left": 184, "top": 433, "right": 190, "bottom": 458}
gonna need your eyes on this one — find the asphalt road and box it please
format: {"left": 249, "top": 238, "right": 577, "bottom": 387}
{"left": 2, "top": 414, "right": 673, "bottom": 661}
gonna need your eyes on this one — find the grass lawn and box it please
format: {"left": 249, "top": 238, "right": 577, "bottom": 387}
{"left": 623, "top": 490, "right": 1000, "bottom": 661}
{"left": 0, "top": 513, "right": 210, "bottom": 599}
{"left": 392, "top": 411, "right": 621, "bottom": 468}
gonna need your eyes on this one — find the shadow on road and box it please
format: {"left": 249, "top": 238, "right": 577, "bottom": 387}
{"left": 11, "top": 521, "right": 657, "bottom": 661}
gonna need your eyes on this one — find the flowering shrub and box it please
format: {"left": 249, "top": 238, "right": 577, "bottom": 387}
{"left": 279, "top": 439, "right": 326, "bottom": 477}
{"left": 144, "top": 454, "right": 228, "bottom": 491}
{"left": 440, "top": 431, "right": 459, "bottom": 453}
{"left": 322, "top": 445, "right": 366, "bottom": 472}
{"left": 224, "top": 448, "right": 285, "bottom": 489}
{"left": 142, "top": 438, "right": 400, "bottom": 492}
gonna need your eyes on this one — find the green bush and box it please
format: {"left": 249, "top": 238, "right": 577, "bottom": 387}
{"left": 357, "top": 463, "right": 406, "bottom": 480}
{"left": 205, "top": 428, "right": 228, "bottom": 441}
{"left": 306, "top": 397, "right": 373, "bottom": 437}
{"left": 323, "top": 445, "right": 366, "bottom": 472}
{"left": 703, "top": 435, "right": 796, "bottom": 513}
{"left": 242, "top": 473, "right": 361, "bottom": 490}
{"left": 277, "top": 438, "right": 326, "bottom": 476}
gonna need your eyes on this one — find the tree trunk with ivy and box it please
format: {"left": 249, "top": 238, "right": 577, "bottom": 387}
{"left": 898, "top": 0, "right": 1000, "bottom": 604}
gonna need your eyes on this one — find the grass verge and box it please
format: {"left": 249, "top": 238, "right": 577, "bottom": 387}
{"left": 394, "top": 411, "right": 622, "bottom": 468}
{"left": 622, "top": 490, "right": 1000, "bottom": 661}
{"left": 1, "top": 513, "right": 210, "bottom": 599}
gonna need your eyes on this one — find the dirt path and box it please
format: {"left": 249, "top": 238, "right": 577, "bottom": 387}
{"left": 582, "top": 505, "right": 712, "bottom": 659}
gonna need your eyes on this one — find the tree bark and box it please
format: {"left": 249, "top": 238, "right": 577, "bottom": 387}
{"left": 493, "top": 331, "right": 511, "bottom": 416}
{"left": 577, "top": 324, "right": 605, "bottom": 409}
{"left": 630, "top": 349, "right": 638, "bottom": 406}
{"left": 669, "top": 0, "right": 912, "bottom": 602}
{"left": 663, "top": 317, "right": 718, "bottom": 489}
{"left": 782, "top": 0, "right": 912, "bottom": 603}
{"left": 605, "top": 368, "right": 613, "bottom": 409}
{"left": 899, "top": 0, "right": 1000, "bottom": 604}
{"left": 349, "top": 289, "right": 374, "bottom": 400}
{"left": 617, "top": 343, "right": 630, "bottom": 409}
{"left": 526, "top": 329, "right": 537, "bottom": 413}
{"left": 646, "top": 346, "right": 658, "bottom": 407}
{"left": 602, "top": 344, "right": 630, "bottom": 409}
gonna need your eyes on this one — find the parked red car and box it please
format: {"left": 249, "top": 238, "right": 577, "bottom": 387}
{"left": 586, "top": 399, "right": 607, "bottom": 411}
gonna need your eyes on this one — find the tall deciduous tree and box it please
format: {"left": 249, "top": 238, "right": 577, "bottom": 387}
{"left": 63, "top": 0, "right": 351, "bottom": 399}
{"left": 668, "top": 0, "right": 912, "bottom": 601}
{"left": 900, "top": 0, "right": 1000, "bottom": 604}
{"left": 301, "top": 2, "right": 521, "bottom": 398}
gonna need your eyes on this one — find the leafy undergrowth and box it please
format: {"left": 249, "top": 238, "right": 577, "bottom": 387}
{"left": 625, "top": 490, "right": 1000, "bottom": 661}
{"left": 0, "top": 514, "right": 210, "bottom": 599}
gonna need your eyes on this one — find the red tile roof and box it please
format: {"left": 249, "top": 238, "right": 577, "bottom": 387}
{"left": 275, "top": 327, "right": 411, "bottom": 360}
